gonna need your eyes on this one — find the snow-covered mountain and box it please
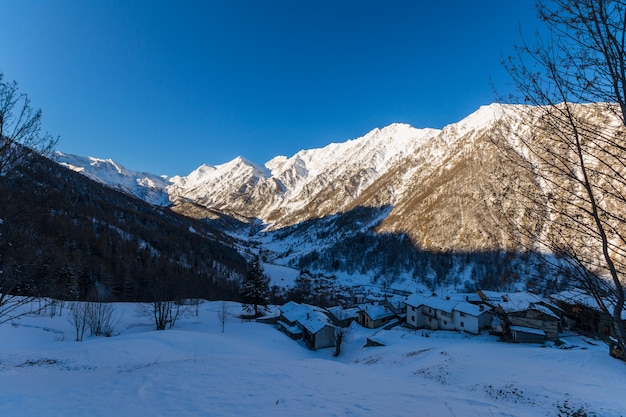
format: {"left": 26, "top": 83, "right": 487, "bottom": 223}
{"left": 55, "top": 152, "right": 171, "bottom": 206}
{"left": 168, "top": 122, "right": 441, "bottom": 227}
{"left": 52, "top": 104, "right": 518, "bottom": 254}
{"left": 55, "top": 103, "right": 620, "bottom": 288}
{"left": 54, "top": 119, "right": 444, "bottom": 229}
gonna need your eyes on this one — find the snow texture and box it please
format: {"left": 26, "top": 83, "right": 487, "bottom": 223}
{"left": 0, "top": 300, "right": 624, "bottom": 417}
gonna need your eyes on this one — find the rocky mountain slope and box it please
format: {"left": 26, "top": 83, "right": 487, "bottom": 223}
{"left": 59, "top": 105, "right": 525, "bottom": 250}
{"left": 56, "top": 103, "right": 617, "bottom": 290}
{"left": 166, "top": 122, "right": 441, "bottom": 227}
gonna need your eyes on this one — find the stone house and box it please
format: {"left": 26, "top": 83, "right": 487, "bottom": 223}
{"left": 277, "top": 301, "right": 336, "bottom": 350}
{"left": 356, "top": 302, "right": 397, "bottom": 329}
{"left": 479, "top": 291, "right": 562, "bottom": 341}
{"left": 405, "top": 294, "right": 492, "bottom": 335}
{"left": 550, "top": 289, "right": 626, "bottom": 341}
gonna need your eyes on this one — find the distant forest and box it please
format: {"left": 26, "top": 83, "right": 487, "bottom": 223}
{"left": 0, "top": 154, "right": 246, "bottom": 302}
{"left": 280, "top": 206, "right": 560, "bottom": 294}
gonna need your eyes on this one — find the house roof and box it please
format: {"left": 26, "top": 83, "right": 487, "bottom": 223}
{"left": 279, "top": 301, "right": 306, "bottom": 323}
{"left": 550, "top": 289, "right": 626, "bottom": 320}
{"left": 405, "top": 294, "right": 457, "bottom": 313}
{"left": 301, "top": 310, "right": 333, "bottom": 334}
{"left": 386, "top": 296, "right": 408, "bottom": 310}
{"left": 327, "top": 306, "right": 359, "bottom": 321}
{"left": 279, "top": 301, "right": 333, "bottom": 334}
{"left": 406, "top": 294, "right": 491, "bottom": 317}
{"left": 510, "top": 325, "right": 546, "bottom": 336}
{"left": 405, "top": 293, "right": 430, "bottom": 308}
{"left": 481, "top": 291, "right": 560, "bottom": 318}
{"left": 530, "top": 304, "right": 561, "bottom": 320}
{"left": 497, "top": 292, "right": 544, "bottom": 312}
{"left": 278, "top": 320, "right": 302, "bottom": 336}
{"left": 453, "top": 301, "right": 491, "bottom": 317}
{"left": 465, "top": 293, "right": 483, "bottom": 303}
{"left": 357, "top": 304, "right": 395, "bottom": 321}
{"left": 550, "top": 289, "right": 595, "bottom": 307}
{"left": 479, "top": 290, "right": 508, "bottom": 302}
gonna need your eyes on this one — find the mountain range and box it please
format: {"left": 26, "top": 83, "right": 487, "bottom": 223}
{"left": 56, "top": 105, "right": 511, "bottom": 239}
{"left": 51, "top": 103, "right": 590, "bottom": 292}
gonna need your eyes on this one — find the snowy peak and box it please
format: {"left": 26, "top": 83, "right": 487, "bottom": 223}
{"left": 169, "top": 164, "right": 217, "bottom": 188}
{"left": 171, "top": 156, "right": 270, "bottom": 190}
{"left": 441, "top": 104, "right": 506, "bottom": 140}
{"left": 222, "top": 156, "right": 271, "bottom": 179}
{"left": 55, "top": 151, "right": 171, "bottom": 206}
{"left": 57, "top": 152, "right": 124, "bottom": 177}
{"left": 52, "top": 104, "right": 534, "bottom": 231}
{"left": 170, "top": 156, "right": 269, "bottom": 203}
{"left": 265, "top": 123, "right": 439, "bottom": 193}
{"left": 52, "top": 107, "right": 495, "bottom": 225}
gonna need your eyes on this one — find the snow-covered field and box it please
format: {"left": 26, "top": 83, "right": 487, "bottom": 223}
{"left": 0, "top": 301, "right": 624, "bottom": 417}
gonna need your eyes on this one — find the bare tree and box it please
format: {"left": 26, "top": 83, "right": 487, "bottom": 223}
{"left": 87, "top": 302, "right": 117, "bottom": 337}
{"left": 188, "top": 298, "right": 202, "bottom": 317}
{"left": 494, "top": 0, "right": 626, "bottom": 355}
{"left": 68, "top": 302, "right": 90, "bottom": 342}
{"left": 0, "top": 71, "right": 57, "bottom": 175}
{"left": 0, "top": 71, "right": 58, "bottom": 326}
{"left": 137, "top": 300, "right": 184, "bottom": 331}
{"left": 217, "top": 301, "right": 230, "bottom": 333}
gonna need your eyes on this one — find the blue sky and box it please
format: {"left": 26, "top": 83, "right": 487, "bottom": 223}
{"left": 0, "top": 1, "right": 540, "bottom": 176}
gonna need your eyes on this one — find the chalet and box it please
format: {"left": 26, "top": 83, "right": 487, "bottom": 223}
{"left": 452, "top": 302, "right": 493, "bottom": 335}
{"left": 550, "top": 289, "right": 626, "bottom": 341}
{"left": 479, "top": 291, "right": 562, "bottom": 341}
{"left": 278, "top": 301, "right": 305, "bottom": 339}
{"left": 277, "top": 301, "right": 336, "bottom": 350}
{"left": 326, "top": 306, "right": 359, "bottom": 327}
{"left": 356, "top": 302, "right": 397, "bottom": 329}
{"left": 406, "top": 294, "right": 457, "bottom": 331}
{"left": 384, "top": 296, "right": 408, "bottom": 316}
{"left": 405, "top": 294, "right": 492, "bottom": 335}
{"left": 301, "top": 312, "right": 336, "bottom": 350}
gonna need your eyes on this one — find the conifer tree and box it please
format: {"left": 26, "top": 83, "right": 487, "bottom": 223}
{"left": 240, "top": 254, "right": 270, "bottom": 317}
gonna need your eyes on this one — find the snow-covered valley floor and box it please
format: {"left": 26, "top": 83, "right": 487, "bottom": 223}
{"left": 0, "top": 301, "right": 624, "bottom": 417}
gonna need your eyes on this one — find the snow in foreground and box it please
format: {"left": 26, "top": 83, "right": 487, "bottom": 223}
{"left": 0, "top": 301, "right": 624, "bottom": 417}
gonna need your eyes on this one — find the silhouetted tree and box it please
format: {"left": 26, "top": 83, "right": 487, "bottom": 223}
{"left": 240, "top": 254, "right": 270, "bottom": 317}
{"left": 495, "top": 0, "right": 626, "bottom": 356}
{"left": 0, "top": 71, "right": 57, "bottom": 175}
{"left": 0, "top": 71, "right": 57, "bottom": 325}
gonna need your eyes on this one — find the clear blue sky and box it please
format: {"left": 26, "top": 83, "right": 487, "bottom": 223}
{"left": 0, "top": 0, "right": 540, "bottom": 176}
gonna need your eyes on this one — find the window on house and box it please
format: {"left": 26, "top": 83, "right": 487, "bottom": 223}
{"left": 444, "top": 320, "right": 447, "bottom": 325}
{"left": 460, "top": 312, "right": 465, "bottom": 317}
{"left": 461, "top": 322, "right": 464, "bottom": 327}
{"left": 411, "top": 316, "right": 415, "bottom": 322}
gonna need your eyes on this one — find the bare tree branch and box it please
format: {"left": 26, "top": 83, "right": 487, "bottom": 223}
{"left": 494, "top": 0, "right": 626, "bottom": 357}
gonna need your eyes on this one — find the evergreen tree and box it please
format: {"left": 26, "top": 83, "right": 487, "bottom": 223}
{"left": 240, "top": 254, "right": 270, "bottom": 317}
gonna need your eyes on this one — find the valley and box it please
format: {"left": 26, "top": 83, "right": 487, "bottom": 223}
{"left": 53, "top": 104, "right": 561, "bottom": 294}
